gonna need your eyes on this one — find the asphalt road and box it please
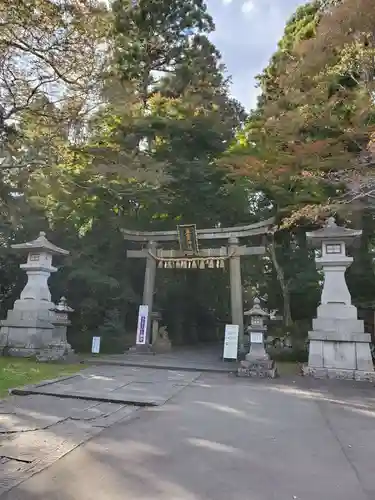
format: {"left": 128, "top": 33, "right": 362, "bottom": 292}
{"left": 2, "top": 372, "right": 375, "bottom": 500}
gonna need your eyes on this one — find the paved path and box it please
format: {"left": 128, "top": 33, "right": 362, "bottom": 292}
{"left": 0, "top": 366, "right": 200, "bottom": 496}
{"left": 2, "top": 368, "right": 375, "bottom": 500}
{"left": 12, "top": 366, "right": 201, "bottom": 405}
{"left": 85, "top": 345, "right": 237, "bottom": 373}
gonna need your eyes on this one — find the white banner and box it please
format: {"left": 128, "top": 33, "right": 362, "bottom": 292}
{"left": 136, "top": 305, "right": 149, "bottom": 345}
{"left": 223, "top": 324, "right": 239, "bottom": 359}
{"left": 91, "top": 336, "right": 101, "bottom": 354}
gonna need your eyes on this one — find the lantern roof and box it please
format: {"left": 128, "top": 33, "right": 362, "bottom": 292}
{"left": 306, "top": 217, "right": 362, "bottom": 248}
{"left": 50, "top": 297, "right": 74, "bottom": 313}
{"left": 12, "top": 232, "right": 69, "bottom": 256}
{"left": 244, "top": 298, "right": 269, "bottom": 317}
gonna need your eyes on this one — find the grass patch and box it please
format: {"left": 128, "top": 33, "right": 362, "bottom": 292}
{"left": 0, "top": 357, "right": 83, "bottom": 399}
{"left": 276, "top": 362, "right": 302, "bottom": 377}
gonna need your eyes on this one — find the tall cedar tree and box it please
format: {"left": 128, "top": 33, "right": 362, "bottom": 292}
{"left": 105, "top": 0, "right": 247, "bottom": 226}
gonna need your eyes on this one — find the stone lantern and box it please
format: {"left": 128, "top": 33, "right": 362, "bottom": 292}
{"left": 237, "top": 298, "right": 276, "bottom": 378}
{"left": 305, "top": 217, "right": 374, "bottom": 381}
{"left": 0, "top": 232, "right": 69, "bottom": 358}
{"left": 40, "top": 297, "right": 75, "bottom": 361}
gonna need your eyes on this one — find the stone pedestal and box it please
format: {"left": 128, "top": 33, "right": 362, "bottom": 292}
{"left": 304, "top": 218, "right": 375, "bottom": 381}
{"left": 237, "top": 358, "right": 277, "bottom": 378}
{"left": 128, "top": 344, "right": 154, "bottom": 354}
{"left": 0, "top": 232, "right": 70, "bottom": 359}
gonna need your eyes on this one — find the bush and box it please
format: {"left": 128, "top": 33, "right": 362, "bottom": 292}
{"left": 270, "top": 347, "right": 308, "bottom": 363}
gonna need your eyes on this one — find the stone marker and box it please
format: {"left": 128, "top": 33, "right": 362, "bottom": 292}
{"left": 152, "top": 326, "right": 172, "bottom": 354}
{"left": 0, "top": 232, "right": 70, "bottom": 359}
{"left": 304, "top": 217, "right": 375, "bottom": 381}
{"left": 151, "top": 311, "right": 162, "bottom": 345}
{"left": 237, "top": 298, "right": 277, "bottom": 378}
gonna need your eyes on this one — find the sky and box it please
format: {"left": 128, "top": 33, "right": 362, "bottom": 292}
{"left": 208, "top": 0, "right": 307, "bottom": 110}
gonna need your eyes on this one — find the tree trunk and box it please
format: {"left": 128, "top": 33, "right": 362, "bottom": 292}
{"left": 269, "top": 238, "right": 293, "bottom": 328}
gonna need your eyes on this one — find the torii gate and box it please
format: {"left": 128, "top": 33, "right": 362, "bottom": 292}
{"left": 122, "top": 218, "right": 274, "bottom": 352}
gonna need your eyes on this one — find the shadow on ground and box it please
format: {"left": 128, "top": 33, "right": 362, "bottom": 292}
{"left": 2, "top": 371, "right": 375, "bottom": 500}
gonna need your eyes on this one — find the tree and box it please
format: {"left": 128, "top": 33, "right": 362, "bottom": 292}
{"left": 0, "top": 0, "right": 108, "bottom": 124}
{"left": 112, "top": 0, "right": 214, "bottom": 105}
{"left": 256, "top": 2, "right": 320, "bottom": 108}
{"left": 228, "top": 0, "right": 375, "bottom": 223}
{"left": 0, "top": 0, "right": 109, "bottom": 170}
{"left": 318, "top": 0, "right": 343, "bottom": 10}
{"left": 148, "top": 34, "right": 247, "bottom": 226}
{"left": 103, "top": 0, "right": 247, "bottom": 226}
{"left": 13, "top": 0, "right": 251, "bottom": 348}
{"left": 221, "top": 0, "right": 375, "bottom": 339}
{"left": 225, "top": 2, "right": 333, "bottom": 228}
{"left": 219, "top": 2, "right": 334, "bottom": 333}
{"left": 265, "top": 0, "right": 375, "bottom": 204}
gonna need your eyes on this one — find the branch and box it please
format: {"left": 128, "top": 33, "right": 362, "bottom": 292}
{"left": 3, "top": 39, "right": 87, "bottom": 88}
{"left": 3, "top": 77, "right": 57, "bottom": 121}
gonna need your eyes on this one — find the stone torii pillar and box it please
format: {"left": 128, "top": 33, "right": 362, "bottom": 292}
{"left": 228, "top": 236, "right": 244, "bottom": 352}
{"left": 0, "top": 232, "right": 69, "bottom": 358}
{"left": 142, "top": 241, "right": 157, "bottom": 344}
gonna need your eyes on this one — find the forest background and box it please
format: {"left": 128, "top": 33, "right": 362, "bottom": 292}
{"left": 1, "top": 0, "right": 374, "bottom": 357}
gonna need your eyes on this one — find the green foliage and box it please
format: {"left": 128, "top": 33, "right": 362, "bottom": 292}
{"left": 0, "top": 0, "right": 250, "bottom": 350}
{"left": 256, "top": 2, "right": 320, "bottom": 105}
{"left": 112, "top": 0, "right": 213, "bottom": 103}
{"left": 270, "top": 348, "right": 308, "bottom": 364}
{"left": 96, "top": 309, "right": 134, "bottom": 354}
{"left": 1, "top": 0, "right": 375, "bottom": 358}
{"left": 225, "top": 0, "right": 375, "bottom": 335}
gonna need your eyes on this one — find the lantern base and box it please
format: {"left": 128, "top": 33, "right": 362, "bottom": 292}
{"left": 307, "top": 329, "right": 374, "bottom": 374}
{"left": 127, "top": 343, "right": 154, "bottom": 354}
{"left": 0, "top": 307, "right": 73, "bottom": 362}
{"left": 0, "top": 316, "right": 54, "bottom": 358}
{"left": 2, "top": 342, "right": 75, "bottom": 362}
{"left": 36, "top": 342, "right": 76, "bottom": 362}
{"left": 237, "top": 358, "right": 277, "bottom": 378}
{"left": 302, "top": 365, "right": 375, "bottom": 382}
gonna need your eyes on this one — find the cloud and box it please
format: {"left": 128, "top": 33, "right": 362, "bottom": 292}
{"left": 222, "top": 0, "right": 233, "bottom": 4}
{"left": 241, "top": 0, "right": 255, "bottom": 15}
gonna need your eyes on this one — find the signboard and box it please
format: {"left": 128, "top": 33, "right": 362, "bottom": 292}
{"left": 136, "top": 305, "right": 149, "bottom": 345}
{"left": 250, "top": 332, "right": 263, "bottom": 344}
{"left": 91, "top": 336, "right": 101, "bottom": 354}
{"left": 223, "top": 324, "right": 239, "bottom": 359}
{"left": 177, "top": 224, "right": 199, "bottom": 254}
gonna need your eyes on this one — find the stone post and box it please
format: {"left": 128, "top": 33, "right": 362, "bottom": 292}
{"left": 0, "top": 232, "right": 69, "bottom": 358}
{"left": 228, "top": 236, "right": 244, "bottom": 353}
{"left": 304, "top": 217, "right": 374, "bottom": 381}
{"left": 142, "top": 241, "right": 157, "bottom": 344}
